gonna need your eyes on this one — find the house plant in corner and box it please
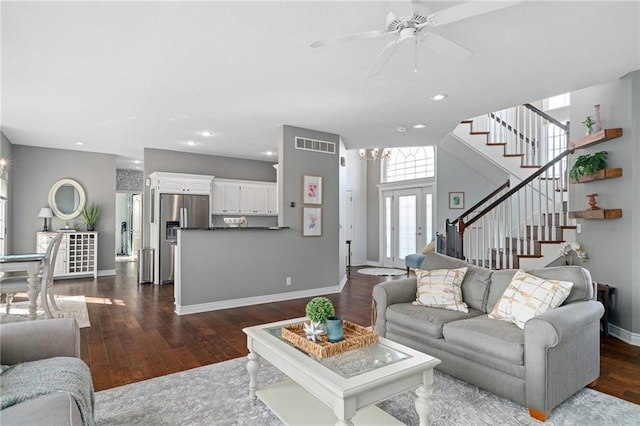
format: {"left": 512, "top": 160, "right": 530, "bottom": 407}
{"left": 305, "top": 296, "right": 335, "bottom": 336}
{"left": 569, "top": 151, "right": 607, "bottom": 183}
{"left": 81, "top": 202, "right": 100, "bottom": 231}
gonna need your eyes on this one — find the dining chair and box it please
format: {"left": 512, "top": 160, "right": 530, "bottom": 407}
{"left": 0, "top": 232, "right": 63, "bottom": 317}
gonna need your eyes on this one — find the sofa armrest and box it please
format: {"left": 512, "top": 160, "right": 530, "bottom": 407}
{"left": 524, "top": 300, "right": 604, "bottom": 415}
{"left": 372, "top": 277, "right": 417, "bottom": 337}
{"left": 0, "top": 318, "right": 80, "bottom": 365}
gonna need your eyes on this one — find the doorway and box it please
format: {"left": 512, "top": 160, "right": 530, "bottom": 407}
{"left": 381, "top": 187, "right": 434, "bottom": 268}
{"left": 115, "top": 193, "right": 142, "bottom": 261}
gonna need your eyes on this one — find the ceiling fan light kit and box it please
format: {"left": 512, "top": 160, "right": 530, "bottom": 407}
{"left": 310, "top": 1, "right": 521, "bottom": 77}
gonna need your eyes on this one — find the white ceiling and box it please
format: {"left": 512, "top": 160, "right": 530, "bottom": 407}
{"left": 2, "top": 1, "right": 639, "bottom": 170}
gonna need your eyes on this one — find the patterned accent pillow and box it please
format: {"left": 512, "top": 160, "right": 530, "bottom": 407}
{"left": 489, "top": 269, "right": 573, "bottom": 329}
{"left": 413, "top": 267, "right": 469, "bottom": 313}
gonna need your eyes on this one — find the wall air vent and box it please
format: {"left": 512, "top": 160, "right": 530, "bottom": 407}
{"left": 295, "top": 137, "right": 336, "bottom": 155}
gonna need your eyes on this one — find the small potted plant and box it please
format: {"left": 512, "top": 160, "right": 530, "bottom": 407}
{"left": 569, "top": 151, "right": 607, "bottom": 182}
{"left": 81, "top": 202, "right": 100, "bottom": 231}
{"left": 582, "top": 116, "right": 596, "bottom": 135}
{"left": 305, "top": 297, "right": 335, "bottom": 327}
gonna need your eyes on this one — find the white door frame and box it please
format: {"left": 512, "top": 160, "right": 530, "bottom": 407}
{"left": 377, "top": 178, "right": 435, "bottom": 268}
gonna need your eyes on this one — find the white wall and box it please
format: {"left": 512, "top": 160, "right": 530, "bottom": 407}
{"left": 345, "top": 149, "right": 368, "bottom": 265}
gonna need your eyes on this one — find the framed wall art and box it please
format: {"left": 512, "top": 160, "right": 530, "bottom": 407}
{"left": 302, "top": 207, "right": 322, "bottom": 237}
{"left": 449, "top": 192, "right": 465, "bottom": 209}
{"left": 302, "top": 175, "right": 323, "bottom": 205}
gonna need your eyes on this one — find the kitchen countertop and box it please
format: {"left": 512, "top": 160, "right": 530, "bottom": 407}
{"left": 180, "top": 226, "right": 290, "bottom": 231}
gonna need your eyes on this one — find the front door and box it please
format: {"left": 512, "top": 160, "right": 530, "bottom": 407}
{"left": 381, "top": 187, "right": 434, "bottom": 268}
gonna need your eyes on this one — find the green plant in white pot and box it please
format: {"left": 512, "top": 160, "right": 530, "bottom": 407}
{"left": 81, "top": 202, "right": 100, "bottom": 231}
{"left": 305, "top": 297, "right": 335, "bottom": 327}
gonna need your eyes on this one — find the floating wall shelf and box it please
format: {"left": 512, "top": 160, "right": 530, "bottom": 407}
{"left": 568, "top": 209, "right": 622, "bottom": 220}
{"left": 569, "top": 168, "right": 623, "bottom": 184}
{"left": 570, "top": 128, "right": 623, "bottom": 150}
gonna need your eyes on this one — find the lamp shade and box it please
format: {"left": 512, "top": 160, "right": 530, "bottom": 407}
{"left": 38, "top": 207, "right": 53, "bottom": 218}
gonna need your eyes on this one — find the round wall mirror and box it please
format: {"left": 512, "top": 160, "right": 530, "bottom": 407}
{"left": 48, "top": 178, "right": 86, "bottom": 220}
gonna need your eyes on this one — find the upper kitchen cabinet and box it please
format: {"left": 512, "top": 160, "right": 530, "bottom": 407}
{"left": 151, "top": 172, "right": 214, "bottom": 195}
{"left": 212, "top": 179, "right": 277, "bottom": 216}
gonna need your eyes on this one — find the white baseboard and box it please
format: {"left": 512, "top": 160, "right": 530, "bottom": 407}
{"left": 350, "top": 259, "right": 368, "bottom": 267}
{"left": 98, "top": 269, "right": 116, "bottom": 277}
{"left": 608, "top": 323, "right": 640, "bottom": 347}
{"left": 175, "top": 277, "right": 348, "bottom": 316}
{"left": 365, "top": 260, "right": 381, "bottom": 267}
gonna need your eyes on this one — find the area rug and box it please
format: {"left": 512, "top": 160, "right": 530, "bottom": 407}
{"left": 357, "top": 267, "right": 406, "bottom": 276}
{"left": 95, "top": 356, "right": 640, "bottom": 425}
{"left": 0, "top": 294, "right": 90, "bottom": 328}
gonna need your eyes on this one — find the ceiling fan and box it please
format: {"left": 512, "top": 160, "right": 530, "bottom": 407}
{"left": 310, "top": 1, "right": 520, "bottom": 77}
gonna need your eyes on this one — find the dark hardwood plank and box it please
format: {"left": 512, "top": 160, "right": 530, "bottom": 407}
{"left": 44, "top": 262, "right": 640, "bottom": 406}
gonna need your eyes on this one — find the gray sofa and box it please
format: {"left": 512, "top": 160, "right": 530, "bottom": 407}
{"left": 373, "top": 252, "right": 604, "bottom": 421}
{"left": 0, "top": 319, "right": 93, "bottom": 426}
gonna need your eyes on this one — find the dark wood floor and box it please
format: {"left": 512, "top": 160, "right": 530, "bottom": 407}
{"left": 48, "top": 261, "right": 640, "bottom": 405}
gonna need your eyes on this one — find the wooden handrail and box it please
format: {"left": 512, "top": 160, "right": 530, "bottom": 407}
{"left": 464, "top": 148, "right": 572, "bottom": 228}
{"left": 449, "top": 179, "right": 510, "bottom": 226}
{"left": 524, "top": 103, "right": 568, "bottom": 130}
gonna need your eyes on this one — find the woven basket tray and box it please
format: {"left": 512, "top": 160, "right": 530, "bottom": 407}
{"left": 282, "top": 320, "right": 379, "bottom": 358}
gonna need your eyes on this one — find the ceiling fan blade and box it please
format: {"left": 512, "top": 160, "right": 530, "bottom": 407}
{"left": 410, "top": 0, "right": 432, "bottom": 18}
{"left": 421, "top": 32, "right": 473, "bottom": 61}
{"left": 310, "top": 30, "right": 387, "bottom": 48}
{"left": 366, "top": 40, "right": 400, "bottom": 77}
{"left": 428, "top": 1, "right": 520, "bottom": 27}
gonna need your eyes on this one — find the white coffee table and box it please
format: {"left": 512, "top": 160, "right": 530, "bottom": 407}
{"left": 243, "top": 317, "right": 440, "bottom": 426}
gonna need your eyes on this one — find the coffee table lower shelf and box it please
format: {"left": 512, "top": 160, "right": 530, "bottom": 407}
{"left": 257, "top": 379, "right": 403, "bottom": 426}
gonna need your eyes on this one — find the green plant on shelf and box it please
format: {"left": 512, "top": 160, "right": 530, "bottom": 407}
{"left": 569, "top": 151, "right": 607, "bottom": 182}
{"left": 582, "top": 116, "right": 596, "bottom": 135}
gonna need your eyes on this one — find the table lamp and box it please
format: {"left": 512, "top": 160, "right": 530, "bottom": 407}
{"left": 38, "top": 207, "right": 53, "bottom": 232}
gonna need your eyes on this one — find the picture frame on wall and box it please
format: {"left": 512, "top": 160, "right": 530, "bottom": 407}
{"left": 302, "top": 207, "right": 322, "bottom": 237}
{"left": 302, "top": 175, "right": 323, "bottom": 205}
{"left": 449, "top": 192, "right": 465, "bottom": 209}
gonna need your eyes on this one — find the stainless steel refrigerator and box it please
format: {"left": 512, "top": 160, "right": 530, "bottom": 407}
{"left": 159, "top": 193, "right": 209, "bottom": 283}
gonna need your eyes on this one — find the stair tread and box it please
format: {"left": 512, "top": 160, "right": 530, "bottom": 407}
{"left": 538, "top": 240, "right": 565, "bottom": 244}
{"left": 559, "top": 225, "right": 577, "bottom": 229}
{"left": 515, "top": 254, "right": 543, "bottom": 258}
{"left": 521, "top": 165, "right": 542, "bottom": 168}
{"left": 460, "top": 120, "right": 473, "bottom": 124}
{"left": 487, "top": 142, "right": 507, "bottom": 146}
{"left": 503, "top": 153, "right": 524, "bottom": 157}
{"left": 470, "top": 131, "right": 490, "bottom": 135}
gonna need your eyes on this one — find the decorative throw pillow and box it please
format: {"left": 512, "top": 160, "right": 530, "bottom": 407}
{"left": 422, "top": 240, "right": 436, "bottom": 255}
{"left": 413, "top": 267, "right": 469, "bottom": 313}
{"left": 489, "top": 270, "right": 573, "bottom": 329}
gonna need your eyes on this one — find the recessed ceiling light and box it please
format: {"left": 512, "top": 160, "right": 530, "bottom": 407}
{"left": 431, "top": 93, "right": 448, "bottom": 101}
{"left": 133, "top": 160, "right": 142, "bottom": 164}
{"left": 198, "top": 130, "right": 215, "bottom": 137}
{"left": 397, "top": 126, "right": 407, "bottom": 133}
{"left": 264, "top": 151, "right": 275, "bottom": 156}
{"left": 413, "top": 124, "right": 426, "bottom": 129}
{"left": 76, "top": 141, "right": 84, "bottom": 146}
{"left": 183, "top": 140, "right": 198, "bottom": 146}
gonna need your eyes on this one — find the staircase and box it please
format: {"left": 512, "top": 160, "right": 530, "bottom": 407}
{"left": 445, "top": 103, "right": 576, "bottom": 270}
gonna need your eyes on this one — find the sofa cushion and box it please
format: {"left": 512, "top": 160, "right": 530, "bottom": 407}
{"left": 418, "top": 252, "right": 492, "bottom": 312}
{"left": 414, "top": 267, "right": 468, "bottom": 312}
{"left": 443, "top": 315, "right": 525, "bottom": 365}
{"left": 488, "top": 270, "right": 573, "bottom": 329}
{"left": 0, "top": 392, "right": 84, "bottom": 426}
{"left": 387, "top": 303, "right": 484, "bottom": 339}
{"left": 487, "top": 266, "right": 593, "bottom": 313}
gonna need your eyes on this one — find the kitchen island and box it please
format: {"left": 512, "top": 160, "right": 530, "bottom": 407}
{"left": 174, "top": 227, "right": 343, "bottom": 315}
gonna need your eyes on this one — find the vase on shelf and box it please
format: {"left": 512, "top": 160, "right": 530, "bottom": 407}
{"left": 586, "top": 193, "right": 600, "bottom": 210}
{"left": 594, "top": 104, "right": 602, "bottom": 132}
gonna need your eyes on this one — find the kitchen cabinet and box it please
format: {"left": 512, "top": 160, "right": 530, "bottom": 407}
{"left": 212, "top": 179, "right": 277, "bottom": 216}
{"left": 37, "top": 232, "right": 98, "bottom": 279}
{"left": 151, "top": 172, "right": 213, "bottom": 195}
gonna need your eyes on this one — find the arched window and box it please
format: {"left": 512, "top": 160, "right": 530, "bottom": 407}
{"left": 383, "top": 146, "right": 435, "bottom": 183}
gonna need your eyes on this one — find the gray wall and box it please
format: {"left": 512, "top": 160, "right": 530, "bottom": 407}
{"left": 9, "top": 145, "right": 116, "bottom": 273}
{"left": 366, "top": 161, "right": 379, "bottom": 262}
{"left": 178, "top": 125, "right": 340, "bottom": 307}
{"left": 142, "top": 148, "right": 277, "bottom": 245}
{"left": 569, "top": 70, "right": 640, "bottom": 335}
